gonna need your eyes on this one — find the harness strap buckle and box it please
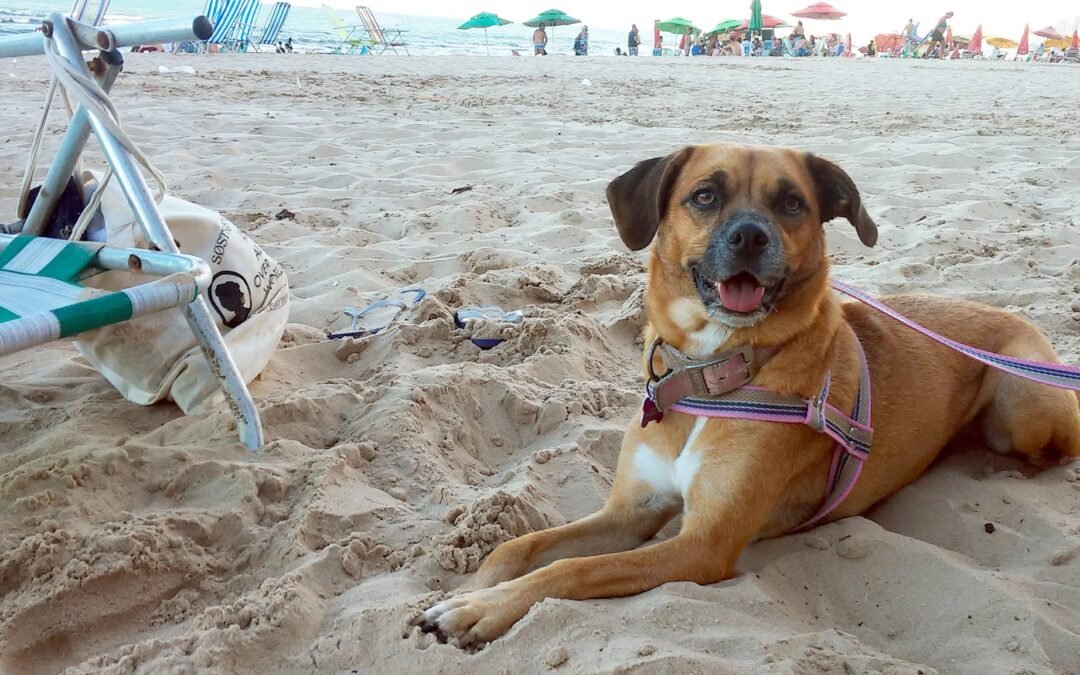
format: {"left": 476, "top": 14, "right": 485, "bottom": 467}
{"left": 804, "top": 371, "right": 831, "bottom": 433}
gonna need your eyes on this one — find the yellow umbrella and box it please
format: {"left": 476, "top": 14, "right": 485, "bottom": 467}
{"left": 1043, "top": 38, "right": 1070, "bottom": 49}
{"left": 986, "top": 36, "right": 1018, "bottom": 49}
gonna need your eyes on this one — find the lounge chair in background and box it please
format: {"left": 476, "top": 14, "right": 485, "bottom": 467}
{"left": 1, "top": 14, "right": 264, "bottom": 449}
{"left": 216, "top": 0, "right": 261, "bottom": 52}
{"left": 205, "top": 0, "right": 258, "bottom": 52}
{"left": 252, "top": 2, "right": 291, "bottom": 52}
{"left": 322, "top": 4, "right": 367, "bottom": 54}
{"left": 356, "top": 6, "right": 409, "bottom": 54}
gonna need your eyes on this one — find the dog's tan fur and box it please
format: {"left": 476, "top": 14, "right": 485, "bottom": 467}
{"left": 414, "top": 144, "right": 1080, "bottom": 647}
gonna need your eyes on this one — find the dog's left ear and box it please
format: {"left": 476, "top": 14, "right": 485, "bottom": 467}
{"left": 805, "top": 154, "right": 878, "bottom": 247}
{"left": 606, "top": 147, "right": 692, "bottom": 251}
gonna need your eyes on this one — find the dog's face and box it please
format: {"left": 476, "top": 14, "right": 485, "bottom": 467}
{"left": 606, "top": 144, "right": 876, "bottom": 349}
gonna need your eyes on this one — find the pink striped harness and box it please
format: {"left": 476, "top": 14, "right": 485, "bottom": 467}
{"left": 641, "top": 280, "right": 1080, "bottom": 532}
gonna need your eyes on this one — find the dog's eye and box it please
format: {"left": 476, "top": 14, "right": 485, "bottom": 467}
{"left": 690, "top": 189, "right": 718, "bottom": 208}
{"left": 782, "top": 195, "right": 804, "bottom": 214}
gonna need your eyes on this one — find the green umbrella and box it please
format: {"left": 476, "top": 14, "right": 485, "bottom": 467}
{"left": 707, "top": 19, "right": 741, "bottom": 35}
{"left": 656, "top": 17, "right": 699, "bottom": 35}
{"left": 749, "top": 0, "right": 763, "bottom": 32}
{"left": 458, "top": 12, "right": 512, "bottom": 55}
{"left": 522, "top": 8, "right": 580, "bottom": 51}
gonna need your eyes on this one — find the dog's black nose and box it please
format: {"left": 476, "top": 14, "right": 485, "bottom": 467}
{"left": 726, "top": 221, "right": 771, "bottom": 258}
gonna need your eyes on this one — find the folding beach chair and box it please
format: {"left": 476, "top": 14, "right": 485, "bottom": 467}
{"left": 322, "top": 4, "right": 367, "bottom": 54}
{"left": 213, "top": 0, "right": 260, "bottom": 52}
{"left": 205, "top": 0, "right": 258, "bottom": 52}
{"left": 2, "top": 14, "right": 264, "bottom": 449}
{"left": 69, "top": 0, "right": 110, "bottom": 26}
{"left": 900, "top": 24, "right": 927, "bottom": 58}
{"left": 355, "top": 6, "right": 408, "bottom": 55}
{"left": 252, "top": 2, "right": 291, "bottom": 52}
{"left": 228, "top": 0, "right": 262, "bottom": 52}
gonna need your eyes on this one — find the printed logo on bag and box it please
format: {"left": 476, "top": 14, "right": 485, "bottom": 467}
{"left": 209, "top": 271, "right": 253, "bottom": 328}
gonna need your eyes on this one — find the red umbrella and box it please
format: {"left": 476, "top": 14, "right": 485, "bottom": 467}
{"left": 875, "top": 32, "right": 904, "bottom": 52}
{"left": 653, "top": 19, "right": 660, "bottom": 49}
{"left": 1017, "top": 23, "right": 1029, "bottom": 55}
{"left": 791, "top": 2, "right": 846, "bottom": 20}
{"left": 1072, "top": 30, "right": 1079, "bottom": 50}
{"left": 735, "top": 15, "right": 788, "bottom": 30}
{"left": 968, "top": 24, "right": 982, "bottom": 53}
{"left": 1033, "top": 25, "right": 1063, "bottom": 39}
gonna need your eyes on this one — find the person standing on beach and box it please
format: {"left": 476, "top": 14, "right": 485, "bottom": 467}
{"left": 628, "top": 24, "right": 640, "bottom": 55}
{"left": 533, "top": 23, "right": 548, "bottom": 55}
{"left": 924, "top": 11, "right": 952, "bottom": 57}
{"left": 683, "top": 27, "right": 693, "bottom": 56}
{"left": 574, "top": 26, "right": 589, "bottom": 56}
{"left": 902, "top": 18, "right": 914, "bottom": 40}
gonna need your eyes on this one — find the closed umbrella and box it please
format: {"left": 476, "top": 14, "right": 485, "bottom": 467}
{"left": 1073, "top": 30, "right": 1079, "bottom": 50}
{"left": 791, "top": 2, "right": 846, "bottom": 20}
{"left": 458, "top": 12, "right": 512, "bottom": 55}
{"left": 522, "top": 9, "right": 579, "bottom": 51}
{"left": 1016, "top": 23, "right": 1029, "bottom": 56}
{"left": 968, "top": 24, "right": 982, "bottom": 53}
{"left": 749, "top": 0, "right": 763, "bottom": 32}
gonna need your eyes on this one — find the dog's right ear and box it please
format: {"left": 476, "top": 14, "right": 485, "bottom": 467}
{"left": 605, "top": 148, "right": 692, "bottom": 251}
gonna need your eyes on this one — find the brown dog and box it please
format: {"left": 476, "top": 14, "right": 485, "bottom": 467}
{"left": 413, "top": 144, "right": 1080, "bottom": 647}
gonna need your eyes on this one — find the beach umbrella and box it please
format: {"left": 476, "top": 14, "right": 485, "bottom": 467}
{"left": 1073, "top": 30, "right": 1079, "bottom": 50}
{"left": 656, "top": 17, "right": 699, "bottom": 34}
{"left": 749, "top": 0, "right": 763, "bottom": 32}
{"left": 874, "top": 32, "right": 904, "bottom": 53}
{"left": 791, "top": 2, "right": 846, "bottom": 20}
{"left": 844, "top": 32, "right": 852, "bottom": 56}
{"left": 522, "top": 8, "right": 580, "bottom": 50}
{"left": 458, "top": 12, "right": 512, "bottom": 55}
{"left": 735, "top": 15, "right": 788, "bottom": 30}
{"left": 1033, "top": 26, "right": 1063, "bottom": 40}
{"left": 985, "top": 36, "right": 1018, "bottom": 49}
{"left": 653, "top": 19, "right": 660, "bottom": 49}
{"left": 1016, "top": 23, "right": 1029, "bottom": 55}
{"left": 707, "top": 19, "right": 742, "bottom": 35}
{"left": 968, "top": 24, "right": 982, "bottom": 53}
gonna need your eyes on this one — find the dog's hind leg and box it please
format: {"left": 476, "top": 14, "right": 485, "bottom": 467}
{"left": 980, "top": 331, "right": 1080, "bottom": 466}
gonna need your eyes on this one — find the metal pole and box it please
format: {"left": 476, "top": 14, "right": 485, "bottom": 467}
{"left": 47, "top": 15, "right": 263, "bottom": 450}
{"left": 21, "top": 48, "right": 123, "bottom": 235}
{"left": 0, "top": 15, "right": 211, "bottom": 59}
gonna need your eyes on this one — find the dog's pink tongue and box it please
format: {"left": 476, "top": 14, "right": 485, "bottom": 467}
{"left": 717, "top": 278, "right": 765, "bottom": 313}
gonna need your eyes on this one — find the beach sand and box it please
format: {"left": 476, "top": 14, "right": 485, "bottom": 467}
{"left": 1, "top": 53, "right": 1079, "bottom": 674}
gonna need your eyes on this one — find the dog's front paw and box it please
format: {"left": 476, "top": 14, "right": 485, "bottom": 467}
{"left": 411, "top": 585, "right": 530, "bottom": 648}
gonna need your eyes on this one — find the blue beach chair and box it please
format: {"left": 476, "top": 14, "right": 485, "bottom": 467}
{"left": 253, "top": 2, "right": 291, "bottom": 51}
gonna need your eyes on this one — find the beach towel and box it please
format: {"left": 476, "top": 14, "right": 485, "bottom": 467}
{"left": 73, "top": 172, "right": 289, "bottom": 414}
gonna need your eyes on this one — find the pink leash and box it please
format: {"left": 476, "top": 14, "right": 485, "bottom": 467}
{"left": 644, "top": 280, "right": 1080, "bottom": 531}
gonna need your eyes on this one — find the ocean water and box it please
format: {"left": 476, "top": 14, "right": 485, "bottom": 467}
{"left": 0, "top": 0, "right": 636, "bottom": 56}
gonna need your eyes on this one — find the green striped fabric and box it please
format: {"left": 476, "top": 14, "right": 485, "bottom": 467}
{"left": 0, "top": 236, "right": 131, "bottom": 339}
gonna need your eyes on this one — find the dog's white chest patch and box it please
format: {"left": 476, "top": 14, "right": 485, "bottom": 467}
{"left": 633, "top": 417, "right": 707, "bottom": 501}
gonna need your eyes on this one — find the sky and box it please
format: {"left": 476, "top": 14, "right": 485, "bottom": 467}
{"left": 307, "top": 0, "right": 1080, "bottom": 41}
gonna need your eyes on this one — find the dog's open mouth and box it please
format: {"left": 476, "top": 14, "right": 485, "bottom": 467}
{"left": 716, "top": 272, "right": 765, "bottom": 314}
{"left": 693, "top": 268, "right": 783, "bottom": 321}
